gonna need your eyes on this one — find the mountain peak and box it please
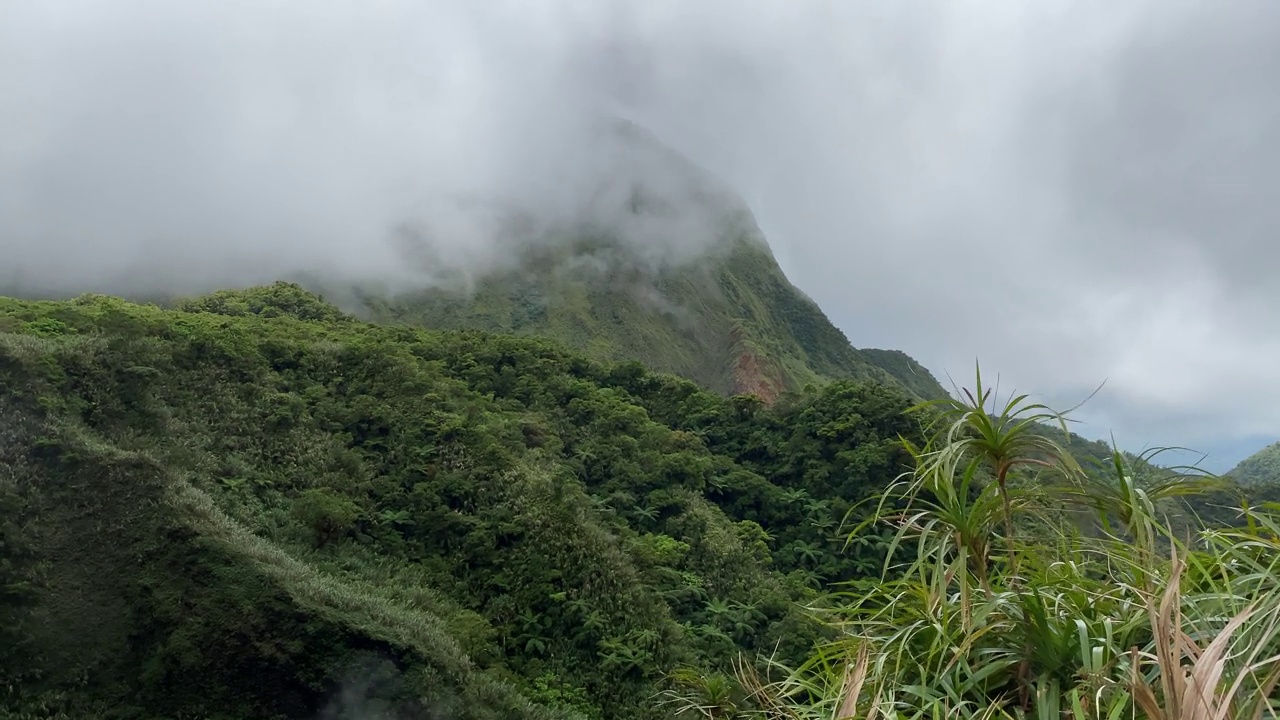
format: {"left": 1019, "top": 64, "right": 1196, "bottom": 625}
{"left": 352, "top": 229, "right": 942, "bottom": 402}
{"left": 326, "top": 117, "right": 946, "bottom": 402}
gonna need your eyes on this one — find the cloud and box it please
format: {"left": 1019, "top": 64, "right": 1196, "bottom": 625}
{"left": 2, "top": 0, "right": 1278, "bottom": 468}
{"left": 578, "top": 0, "right": 1280, "bottom": 468}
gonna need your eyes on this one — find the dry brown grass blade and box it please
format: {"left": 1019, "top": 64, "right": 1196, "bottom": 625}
{"left": 835, "top": 644, "right": 871, "bottom": 720}
{"left": 1182, "top": 607, "right": 1254, "bottom": 720}
{"left": 1135, "top": 548, "right": 1198, "bottom": 720}
{"left": 734, "top": 655, "right": 799, "bottom": 720}
{"left": 1151, "top": 550, "right": 1189, "bottom": 720}
{"left": 1132, "top": 645, "right": 1167, "bottom": 720}
{"left": 1133, "top": 544, "right": 1266, "bottom": 720}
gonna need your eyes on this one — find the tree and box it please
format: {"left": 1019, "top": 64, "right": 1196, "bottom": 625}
{"left": 0, "top": 480, "right": 34, "bottom": 685}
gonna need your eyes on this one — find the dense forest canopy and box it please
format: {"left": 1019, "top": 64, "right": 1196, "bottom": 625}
{"left": 0, "top": 285, "right": 939, "bottom": 718}
{"left": 2, "top": 283, "right": 1276, "bottom": 719}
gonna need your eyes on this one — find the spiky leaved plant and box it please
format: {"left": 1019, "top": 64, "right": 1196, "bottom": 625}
{"left": 904, "top": 361, "right": 1088, "bottom": 579}
{"left": 713, "top": 366, "right": 1280, "bottom": 720}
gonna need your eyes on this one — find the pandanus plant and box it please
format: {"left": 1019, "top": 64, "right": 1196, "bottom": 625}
{"left": 903, "top": 362, "right": 1088, "bottom": 578}
{"left": 678, "top": 365, "right": 1280, "bottom": 720}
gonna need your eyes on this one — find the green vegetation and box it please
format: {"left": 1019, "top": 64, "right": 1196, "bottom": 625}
{"left": 0, "top": 285, "right": 947, "bottom": 719}
{"left": 667, "top": 372, "right": 1280, "bottom": 720}
{"left": 1227, "top": 441, "right": 1280, "bottom": 486}
{"left": 346, "top": 233, "right": 945, "bottom": 404}
{"left": 4, "top": 283, "right": 1277, "bottom": 718}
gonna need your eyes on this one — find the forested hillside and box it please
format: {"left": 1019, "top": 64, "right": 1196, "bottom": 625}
{"left": 1228, "top": 440, "right": 1280, "bottom": 486}
{"left": 349, "top": 230, "right": 944, "bottom": 406}
{"left": 4, "top": 283, "right": 1277, "bottom": 719}
{"left": 0, "top": 284, "right": 929, "bottom": 719}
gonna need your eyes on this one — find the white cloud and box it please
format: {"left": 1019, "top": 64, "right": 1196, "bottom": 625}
{"left": 2, "top": 0, "right": 1278, "bottom": 468}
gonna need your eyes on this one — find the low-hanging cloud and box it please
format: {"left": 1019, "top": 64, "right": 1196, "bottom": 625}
{"left": 0, "top": 0, "right": 743, "bottom": 295}
{"left": 2, "top": 0, "right": 1278, "bottom": 468}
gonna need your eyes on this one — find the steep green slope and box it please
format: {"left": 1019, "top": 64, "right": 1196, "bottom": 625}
{"left": 1196, "top": 440, "right": 1280, "bottom": 525}
{"left": 352, "top": 233, "right": 944, "bottom": 405}
{"left": 0, "top": 285, "right": 936, "bottom": 719}
{"left": 1228, "top": 441, "right": 1280, "bottom": 486}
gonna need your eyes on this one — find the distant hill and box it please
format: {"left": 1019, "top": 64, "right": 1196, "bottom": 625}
{"left": 1227, "top": 440, "right": 1280, "bottom": 486}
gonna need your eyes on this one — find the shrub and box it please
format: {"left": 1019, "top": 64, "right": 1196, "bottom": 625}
{"left": 292, "top": 488, "right": 361, "bottom": 547}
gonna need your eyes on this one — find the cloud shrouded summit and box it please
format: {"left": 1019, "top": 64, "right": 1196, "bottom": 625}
{"left": 2, "top": 0, "right": 1279, "bottom": 469}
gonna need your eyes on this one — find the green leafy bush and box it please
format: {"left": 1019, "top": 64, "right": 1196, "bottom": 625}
{"left": 292, "top": 488, "right": 361, "bottom": 547}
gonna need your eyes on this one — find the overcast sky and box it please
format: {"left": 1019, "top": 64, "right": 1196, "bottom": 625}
{"left": 3, "top": 0, "right": 1278, "bottom": 471}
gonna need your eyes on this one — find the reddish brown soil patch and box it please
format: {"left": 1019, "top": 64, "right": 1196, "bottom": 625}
{"left": 728, "top": 326, "right": 785, "bottom": 405}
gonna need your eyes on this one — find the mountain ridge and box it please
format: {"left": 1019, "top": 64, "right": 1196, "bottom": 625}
{"left": 1227, "top": 440, "right": 1280, "bottom": 485}
{"left": 342, "top": 231, "right": 945, "bottom": 405}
